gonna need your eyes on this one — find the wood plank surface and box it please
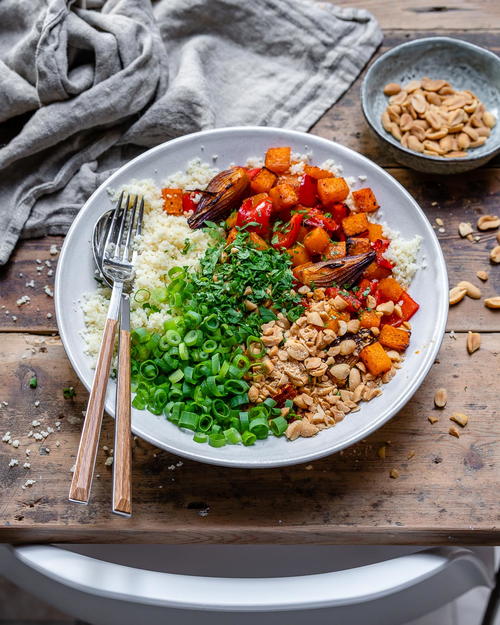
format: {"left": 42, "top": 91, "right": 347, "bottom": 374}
{"left": 332, "top": 1, "right": 500, "bottom": 30}
{"left": 0, "top": 331, "right": 498, "bottom": 544}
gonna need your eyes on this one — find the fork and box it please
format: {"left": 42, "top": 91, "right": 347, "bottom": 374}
{"left": 69, "top": 192, "right": 144, "bottom": 511}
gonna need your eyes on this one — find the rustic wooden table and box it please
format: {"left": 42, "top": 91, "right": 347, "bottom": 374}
{"left": 0, "top": 1, "right": 499, "bottom": 545}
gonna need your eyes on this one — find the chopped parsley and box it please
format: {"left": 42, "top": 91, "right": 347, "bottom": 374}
{"left": 181, "top": 238, "right": 191, "bottom": 255}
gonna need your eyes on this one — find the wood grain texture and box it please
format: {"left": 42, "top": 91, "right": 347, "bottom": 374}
{"left": 331, "top": 0, "right": 500, "bottom": 30}
{"left": 0, "top": 332, "right": 498, "bottom": 544}
{"left": 69, "top": 318, "right": 118, "bottom": 504}
{"left": 113, "top": 328, "right": 132, "bottom": 517}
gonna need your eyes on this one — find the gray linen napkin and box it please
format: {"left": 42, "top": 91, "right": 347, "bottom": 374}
{"left": 0, "top": 0, "right": 382, "bottom": 264}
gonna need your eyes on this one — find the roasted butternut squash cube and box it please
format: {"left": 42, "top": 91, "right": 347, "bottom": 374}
{"left": 341, "top": 213, "right": 369, "bottom": 237}
{"left": 269, "top": 183, "right": 298, "bottom": 210}
{"left": 379, "top": 325, "right": 410, "bottom": 351}
{"left": 265, "top": 147, "right": 291, "bottom": 174}
{"left": 367, "top": 222, "right": 384, "bottom": 242}
{"left": 323, "top": 241, "right": 346, "bottom": 259}
{"left": 277, "top": 174, "right": 301, "bottom": 188}
{"left": 346, "top": 237, "right": 371, "bottom": 255}
{"left": 360, "top": 341, "right": 392, "bottom": 376}
{"left": 359, "top": 310, "right": 381, "bottom": 329}
{"left": 226, "top": 227, "right": 238, "bottom": 246}
{"left": 250, "top": 168, "right": 276, "bottom": 194}
{"left": 249, "top": 232, "right": 269, "bottom": 251}
{"left": 292, "top": 261, "right": 314, "bottom": 283}
{"left": 161, "top": 188, "right": 183, "bottom": 215}
{"left": 363, "top": 262, "right": 391, "bottom": 281}
{"left": 378, "top": 277, "right": 404, "bottom": 302}
{"left": 317, "top": 177, "right": 350, "bottom": 205}
{"left": 303, "top": 227, "right": 330, "bottom": 254}
{"left": 352, "top": 187, "right": 379, "bottom": 213}
{"left": 287, "top": 243, "right": 311, "bottom": 267}
{"left": 304, "top": 164, "right": 334, "bottom": 179}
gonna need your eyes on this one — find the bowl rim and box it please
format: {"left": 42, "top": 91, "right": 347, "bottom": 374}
{"left": 361, "top": 36, "right": 500, "bottom": 164}
{"left": 55, "top": 126, "right": 449, "bottom": 468}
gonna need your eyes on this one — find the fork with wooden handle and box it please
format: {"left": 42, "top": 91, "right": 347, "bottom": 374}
{"left": 69, "top": 193, "right": 143, "bottom": 508}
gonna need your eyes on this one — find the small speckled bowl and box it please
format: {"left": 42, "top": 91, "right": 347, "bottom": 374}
{"left": 361, "top": 37, "right": 500, "bottom": 174}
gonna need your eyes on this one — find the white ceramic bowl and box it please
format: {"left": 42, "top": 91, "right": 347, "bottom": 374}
{"left": 55, "top": 127, "right": 448, "bottom": 468}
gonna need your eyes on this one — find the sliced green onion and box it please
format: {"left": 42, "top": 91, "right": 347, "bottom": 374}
{"left": 224, "top": 427, "right": 242, "bottom": 444}
{"left": 208, "top": 433, "right": 226, "bottom": 448}
{"left": 242, "top": 431, "right": 256, "bottom": 446}
{"left": 198, "top": 414, "right": 214, "bottom": 432}
{"left": 178, "top": 411, "right": 199, "bottom": 431}
{"left": 249, "top": 416, "right": 269, "bottom": 439}
{"left": 224, "top": 379, "right": 249, "bottom": 394}
{"left": 169, "top": 369, "right": 184, "bottom": 384}
{"left": 193, "top": 432, "right": 208, "bottom": 444}
{"left": 269, "top": 416, "right": 288, "bottom": 437}
{"left": 134, "top": 289, "right": 151, "bottom": 304}
{"left": 165, "top": 329, "right": 182, "bottom": 346}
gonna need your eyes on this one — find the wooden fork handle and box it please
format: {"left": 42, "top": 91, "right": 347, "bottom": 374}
{"left": 113, "top": 297, "right": 132, "bottom": 516}
{"left": 69, "top": 316, "right": 118, "bottom": 504}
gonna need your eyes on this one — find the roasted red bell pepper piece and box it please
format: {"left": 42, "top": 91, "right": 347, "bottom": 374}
{"left": 182, "top": 192, "right": 198, "bottom": 213}
{"left": 331, "top": 202, "right": 349, "bottom": 223}
{"left": 297, "top": 174, "right": 317, "bottom": 207}
{"left": 358, "top": 278, "right": 379, "bottom": 303}
{"left": 372, "top": 238, "right": 395, "bottom": 270}
{"left": 383, "top": 291, "right": 420, "bottom": 326}
{"left": 246, "top": 168, "right": 261, "bottom": 180}
{"left": 272, "top": 213, "right": 303, "bottom": 249}
{"left": 236, "top": 197, "right": 273, "bottom": 239}
{"left": 400, "top": 291, "right": 419, "bottom": 320}
{"left": 304, "top": 207, "right": 338, "bottom": 233}
{"left": 324, "top": 287, "right": 362, "bottom": 313}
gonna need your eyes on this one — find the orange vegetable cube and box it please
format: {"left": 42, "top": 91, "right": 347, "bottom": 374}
{"left": 226, "top": 211, "right": 238, "bottom": 229}
{"left": 250, "top": 168, "right": 276, "bottom": 194}
{"left": 226, "top": 227, "right": 238, "bottom": 246}
{"left": 269, "top": 183, "right": 298, "bottom": 211}
{"left": 293, "top": 261, "right": 314, "bottom": 283}
{"left": 304, "top": 164, "right": 334, "bottom": 179}
{"left": 248, "top": 232, "right": 269, "bottom": 251}
{"left": 352, "top": 187, "right": 380, "bottom": 213}
{"left": 277, "top": 174, "right": 301, "bottom": 188}
{"left": 378, "top": 277, "right": 404, "bottom": 302}
{"left": 251, "top": 192, "right": 270, "bottom": 207}
{"left": 297, "top": 225, "right": 309, "bottom": 243}
{"left": 325, "top": 318, "right": 340, "bottom": 333}
{"left": 341, "top": 212, "right": 369, "bottom": 237}
{"left": 346, "top": 237, "right": 371, "bottom": 255}
{"left": 359, "top": 310, "right": 381, "bottom": 329}
{"left": 360, "top": 341, "right": 392, "bottom": 376}
{"left": 323, "top": 241, "right": 346, "bottom": 259}
{"left": 317, "top": 177, "right": 350, "bottom": 205}
{"left": 363, "top": 262, "right": 392, "bottom": 281}
{"left": 303, "top": 227, "right": 331, "bottom": 254}
{"left": 379, "top": 325, "right": 410, "bottom": 351}
{"left": 265, "top": 147, "right": 291, "bottom": 174}
{"left": 161, "top": 188, "right": 183, "bottom": 215}
{"left": 367, "top": 222, "right": 384, "bottom": 242}
{"left": 287, "top": 243, "right": 311, "bottom": 267}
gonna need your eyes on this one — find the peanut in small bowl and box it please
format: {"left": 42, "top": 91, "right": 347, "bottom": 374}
{"left": 361, "top": 37, "right": 500, "bottom": 174}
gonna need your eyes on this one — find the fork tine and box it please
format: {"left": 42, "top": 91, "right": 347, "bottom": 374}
{"left": 136, "top": 196, "right": 145, "bottom": 238}
{"left": 113, "top": 194, "right": 129, "bottom": 259}
{"left": 122, "top": 195, "right": 139, "bottom": 261}
{"left": 103, "top": 192, "right": 123, "bottom": 257}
